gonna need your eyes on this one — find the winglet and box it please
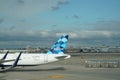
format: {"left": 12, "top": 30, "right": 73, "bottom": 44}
{"left": 47, "top": 34, "right": 69, "bottom": 54}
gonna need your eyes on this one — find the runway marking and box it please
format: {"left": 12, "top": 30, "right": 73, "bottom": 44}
{"left": 47, "top": 75, "right": 65, "bottom": 79}
{"left": 31, "top": 79, "right": 38, "bottom": 80}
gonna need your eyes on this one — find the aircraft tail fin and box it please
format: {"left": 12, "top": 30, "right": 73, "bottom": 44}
{"left": 47, "top": 34, "right": 69, "bottom": 54}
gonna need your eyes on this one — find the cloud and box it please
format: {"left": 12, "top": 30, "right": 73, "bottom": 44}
{"left": 0, "top": 29, "right": 120, "bottom": 48}
{"left": 51, "top": 0, "right": 69, "bottom": 11}
{"left": 51, "top": 6, "right": 60, "bottom": 11}
{"left": 0, "top": 0, "right": 69, "bottom": 18}
{"left": 92, "top": 20, "right": 120, "bottom": 31}
{"left": 0, "top": 1, "right": 119, "bottom": 48}
{"left": 65, "top": 14, "right": 80, "bottom": 20}
{"left": 0, "top": 0, "right": 69, "bottom": 17}
{"left": 0, "top": 0, "right": 69, "bottom": 30}
{"left": 0, "top": 19, "right": 120, "bottom": 40}
{"left": 73, "top": 15, "right": 80, "bottom": 19}
{"left": 57, "top": 0, "right": 69, "bottom": 5}
{"left": 9, "top": 26, "right": 16, "bottom": 31}
{"left": 0, "top": 18, "right": 4, "bottom": 24}
{"left": 69, "top": 20, "right": 120, "bottom": 39}
{"left": 79, "top": 30, "right": 115, "bottom": 38}
{"left": 0, "top": 27, "right": 120, "bottom": 40}
{"left": 17, "top": 0, "right": 25, "bottom": 4}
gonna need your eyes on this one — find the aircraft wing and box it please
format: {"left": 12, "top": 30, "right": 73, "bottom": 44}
{"left": 0, "top": 52, "right": 22, "bottom": 72}
{"left": 0, "top": 51, "right": 15, "bottom": 64}
{"left": 0, "top": 59, "right": 16, "bottom": 64}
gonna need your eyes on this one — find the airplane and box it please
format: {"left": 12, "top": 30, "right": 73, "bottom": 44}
{"left": 0, "top": 34, "right": 71, "bottom": 72}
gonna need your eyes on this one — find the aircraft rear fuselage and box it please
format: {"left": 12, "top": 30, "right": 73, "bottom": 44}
{"left": 0, "top": 53, "right": 70, "bottom": 66}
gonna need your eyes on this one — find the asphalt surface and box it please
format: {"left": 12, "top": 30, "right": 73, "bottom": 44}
{"left": 0, "top": 55, "right": 120, "bottom": 80}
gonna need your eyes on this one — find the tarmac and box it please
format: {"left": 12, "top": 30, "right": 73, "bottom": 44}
{"left": 0, "top": 55, "right": 120, "bottom": 80}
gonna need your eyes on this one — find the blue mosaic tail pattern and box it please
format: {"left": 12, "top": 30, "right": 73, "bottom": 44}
{"left": 47, "top": 34, "right": 69, "bottom": 54}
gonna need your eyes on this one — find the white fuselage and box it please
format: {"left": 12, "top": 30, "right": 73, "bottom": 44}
{"left": 0, "top": 53, "right": 71, "bottom": 66}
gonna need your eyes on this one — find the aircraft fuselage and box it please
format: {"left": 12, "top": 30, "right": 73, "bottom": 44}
{"left": 0, "top": 53, "right": 70, "bottom": 66}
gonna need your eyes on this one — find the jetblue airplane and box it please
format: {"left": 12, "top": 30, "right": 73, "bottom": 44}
{"left": 0, "top": 34, "right": 71, "bottom": 72}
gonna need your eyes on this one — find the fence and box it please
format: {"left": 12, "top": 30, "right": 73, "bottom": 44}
{"left": 85, "top": 60, "right": 119, "bottom": 68}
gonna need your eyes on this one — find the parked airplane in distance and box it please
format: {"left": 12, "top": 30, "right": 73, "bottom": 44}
{"left": 0, "top": 34, "right": 71, "bottom": 72}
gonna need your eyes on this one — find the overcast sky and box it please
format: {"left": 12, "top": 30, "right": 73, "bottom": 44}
{"left": 0, "top": 0, "right": 120, "bottom": 48}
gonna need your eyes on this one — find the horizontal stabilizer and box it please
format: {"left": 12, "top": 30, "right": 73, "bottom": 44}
{"left": 55, "top": 56, "right": 67, "bottom": 60}
{"left": 0, "top": 59, "right": 16, "bottom": 64}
